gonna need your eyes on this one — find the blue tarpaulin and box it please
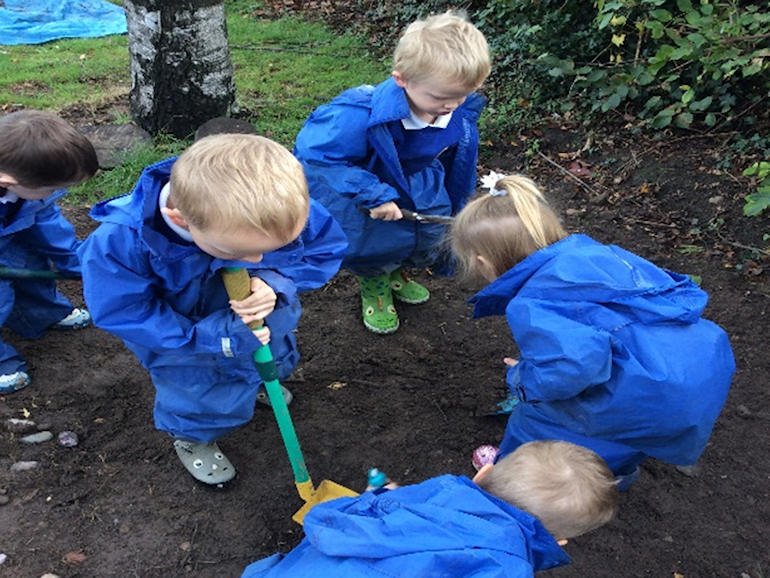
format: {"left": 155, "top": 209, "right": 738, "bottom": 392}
{"left": 0, "top": 0, "right": 126, "bottom": 45}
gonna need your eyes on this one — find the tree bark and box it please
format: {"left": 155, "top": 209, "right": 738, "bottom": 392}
{"left": 124, "top": 0, "right": 236, "bottom": 138}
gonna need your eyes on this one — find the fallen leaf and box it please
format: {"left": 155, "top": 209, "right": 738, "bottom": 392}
{"left": 63, "top": 551, "right": 87, "bottom": 564}
{"left": 20, "top": 408, "right": 30, "bottom": 418}
{"left": 568, "top": 160, "right": 593, "bottom": 178}
{"left": 327, "top": 381, "right": 347, "bottom": 390}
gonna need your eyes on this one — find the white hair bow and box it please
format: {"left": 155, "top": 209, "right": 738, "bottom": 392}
{"left": 480, "top": 170, "right": 508, "bottom": 196}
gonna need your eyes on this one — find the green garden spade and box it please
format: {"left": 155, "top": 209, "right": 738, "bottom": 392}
{"left": 221, "top": 267, "right": 358, "bottom": 524}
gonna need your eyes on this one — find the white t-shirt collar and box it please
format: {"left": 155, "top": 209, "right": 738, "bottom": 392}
{"left": 401, "top": 109, "right": 453, "bottom": 130}
{"left": 0, "top": 190, "right": 19, "bottom": 204}
{"left": 159, "top": 182, "right": 194, "bottom": 242}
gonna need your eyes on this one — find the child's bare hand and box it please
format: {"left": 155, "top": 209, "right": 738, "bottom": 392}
{"left": 253, "top": 325, "right": 271, "bottom": 346}
{"left": 504, "top": 357, "right": 519, "bottom": 367}
{"left": 369, "top": 201, "right": 403, "bottom": 221}
{"left": 229, "top": 276, "right": 277, "bottom": 326}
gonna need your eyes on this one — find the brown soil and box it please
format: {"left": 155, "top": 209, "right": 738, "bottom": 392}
{"left": 1, "top": 116, "right": 768, "bottom": 578}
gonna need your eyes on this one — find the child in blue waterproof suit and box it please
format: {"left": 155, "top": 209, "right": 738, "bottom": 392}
{"left": 242, "top": 441, "right": 619, "bottom": 577}
{"left": 294, "top": 11, "right": 490, "bottom": 334}
{"left": 0, "top": 110, "right": 98, "bottom": 394}
{"left": 450, "top": 174, "right": 735, "bottom": 488}
{"left": 78, "top": 134, "right": 347, "bottom": 485}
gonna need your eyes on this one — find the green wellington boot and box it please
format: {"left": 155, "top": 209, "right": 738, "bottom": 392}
{"left": 390, "top": 268, "right": 430, "bottom": 304}
{"left": 357, "top": 274, "right": 399, "bottom": 334}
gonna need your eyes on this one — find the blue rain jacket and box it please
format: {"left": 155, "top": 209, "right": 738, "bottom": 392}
{"left": 242, "top": 475, "right": 571, "bottom": 577}
{"left": 294, "top": 77, "right": 485, "bottom": 275}
{"left": 77, "top": 158, "right": 347, "bottom": 442}
{"left": 470, "top": 234, "right": 735, "bottom": 473}
{"left": 0, "top": 190, "right": 80, "bottom": 373}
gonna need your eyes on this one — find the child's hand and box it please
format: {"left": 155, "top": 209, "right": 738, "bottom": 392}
{"left": 229, "top": 276, "right": 277, "bottom": 327}
{"left": 503, "top": 357, "right": 519, "bottom": 367}
{"left": 253, "top": 325, "right": 271, "bottom": 346}
{"left": 369, "top": 201, "right": 403, "bottom": 221}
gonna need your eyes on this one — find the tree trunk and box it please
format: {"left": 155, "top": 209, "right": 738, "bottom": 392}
{"left": 125, "top": 0, "right": 236, "bottom": 138}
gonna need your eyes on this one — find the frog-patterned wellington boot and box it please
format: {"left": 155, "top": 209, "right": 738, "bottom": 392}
{"left": 389, "top": 267, "right": 430, "bottom": 304}
{"left": 357, "top": 274, "right": 399, "bottom": 334}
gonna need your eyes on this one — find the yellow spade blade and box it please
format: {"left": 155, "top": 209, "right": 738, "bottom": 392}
{"left": 292, "top": 479, "right": 359, "bottom": 524}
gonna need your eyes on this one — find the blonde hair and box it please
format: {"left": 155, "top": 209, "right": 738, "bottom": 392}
{"left": 170, "top": 134, "right": 309, "bottom": 240}
{"left": 450, "top": 174, "right": 567, "bottom": 280}
{"left": 393, "top": 11, "right": 490, "bottom": 88}
{"left": 478, "top": 441, "right": 619, "bottom": 539}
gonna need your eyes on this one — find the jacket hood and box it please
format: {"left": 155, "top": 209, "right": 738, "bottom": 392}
{"left": 471, "top": 234, "right": 708, "bottom": 325}
{"left": 88, "top": 157, "right": 197, "bottom": 261}
{"left": 303, "top": 475, "right": 569, "bottom": 571}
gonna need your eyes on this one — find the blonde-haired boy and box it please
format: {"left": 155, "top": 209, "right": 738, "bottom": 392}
{"left": 295, "top": 10, "right": 489, "bottom": 335}
{"left": 242, "top": 440, "right": 619, "bottom": 577}
{"left": 78, "top": 134, "right": 347, "bottom": 485}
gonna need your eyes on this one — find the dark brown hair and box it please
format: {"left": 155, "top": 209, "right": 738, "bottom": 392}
{"left": 0, "top": 110, "right": 98, "bottom": 187}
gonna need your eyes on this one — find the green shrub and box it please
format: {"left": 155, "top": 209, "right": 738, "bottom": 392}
{"left": 743, "top": 161, "right": 770, "bottom": 217}
{"left": 542, "top": 0, "right": 769, "bottom": 129}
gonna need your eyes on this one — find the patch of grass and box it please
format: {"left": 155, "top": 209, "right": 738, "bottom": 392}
{"left": 1, "top": 1, "right": 388, "bottom": 203}
{"left": 0, "top": 36, "right": 129, "bottom": 113}
{"left": 227, "top": 5, "right": 389, "bottom": 145}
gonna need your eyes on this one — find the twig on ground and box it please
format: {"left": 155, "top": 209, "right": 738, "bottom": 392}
{"left": 536, "top": 151, "right": 604, "bottom": 197}
{"left": 622, "top": 216, "right": 679, "bottom": 229}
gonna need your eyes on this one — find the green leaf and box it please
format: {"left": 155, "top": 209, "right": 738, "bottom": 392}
{"left": 743, "top": 188, "right": 770, "bottom": 217}
{"left": 676, "top": 0, "right": 693, "bottom": 11}
{"left": 651, "top": 9, "right": 673, "bottom": 22}
{"left": 704, "top": 113, "right": 717, "bottom": 126}
{"left": 688, "top": 274, "right": 703, "bottom": 286}
{"left": 743, "top": 62, "right": 764, "bottom": 77}
{"left": 651, "top": 109, "right": 674, "bottom": 128}
{"left": 688, "top": 95, "right": 712, "bottom": 111}
{"left": 674, "top": 112, "right": 693, "bottom": 127}
{"left": 645, "top": 20, "right": 665, "bottom": 39}
{"left": 601, "top": 92, "right": 622, "bottom": 112}
{"left": 681, "top": 88, "right": 695, "bottom": 104}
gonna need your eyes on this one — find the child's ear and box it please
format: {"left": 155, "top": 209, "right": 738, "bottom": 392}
{"left": 0, "top": 173, "right": 18, "bottom": 188}
{"left": 476, "top": 255, "right": 498, "bottom": 281}
{"left": 391, "top": 70, "right": 407, "bottom": 88}
{"left": 160, "top": 206, "right": 189, "bottom": 230}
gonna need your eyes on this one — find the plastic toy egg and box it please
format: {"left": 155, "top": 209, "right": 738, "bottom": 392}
{"left": 471, "top": 444, "right": 499, "bottom": 471}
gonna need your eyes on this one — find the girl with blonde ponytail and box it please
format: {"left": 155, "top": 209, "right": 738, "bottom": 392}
{"left": 450, "top": 173, "right": 734, "bottom": 490}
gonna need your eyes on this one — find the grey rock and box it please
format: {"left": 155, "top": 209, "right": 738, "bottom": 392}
{"left": 20, "top": 431, "right": 53, "bottom": 444}
{"left": 5, "top": 418, "right": 36, "bottom": 433}
{"left": 10, "top": 461, "right": 39, "bottom": 472}
{"left": 57, "top": 431, "right": 79, "bottom": 448}
{"left": 194, "top": 117, "right": 257, "bottom": 141}
{"left": 78, "top": 124, "right": 153, "bottom": 169}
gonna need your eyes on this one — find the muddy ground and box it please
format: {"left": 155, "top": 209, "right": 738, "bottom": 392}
{"left": 0, "top": 118, "right": 768, "bottom": 578}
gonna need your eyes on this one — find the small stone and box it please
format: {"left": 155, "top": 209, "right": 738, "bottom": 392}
{"left": 20, "top": 431, "right": 53, "bottom": 444}
{"left": 675, "top": 464, "right": 701, "bottom": 477}
{"left": 5, "top": 418, "right": 36, "bottom": 433}
{"left": 10, "top": 461, "right": 39, "bottom": 472}
{"left": 0, "top": 495, "right": 9, "bottom": 505}
{"left": 40, "top": 573, "right": 61, "bottom": 578}
{"left": 36, "top": 422, "right": 53, "bottom": 431}
{"left": 57, "top": 431, "right": 79, "bottom": 448}
{"left": 0, "top": 553, "right": 6, "bottom": 564}
{"left": 736, "top": 404, "right": 752, "bottom": 417}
